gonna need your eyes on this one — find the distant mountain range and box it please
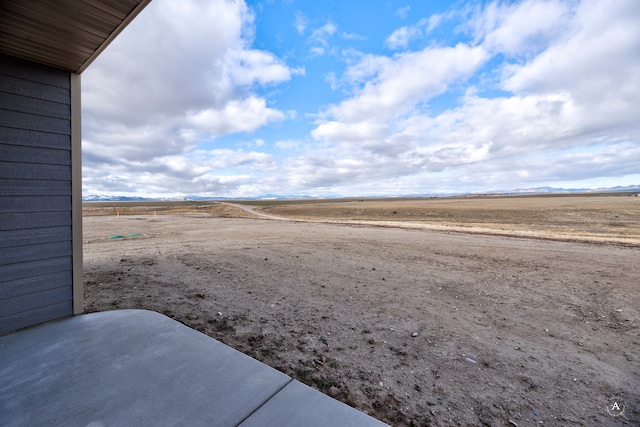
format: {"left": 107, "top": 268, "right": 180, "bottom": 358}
{"left": 483, "top": 185, "right": 640, "bottom": 195}
{"left": 82, "top": 185, "right": 640, "bottom": 202}
{"left": 82, "top": 195, "right": 196, "bottom": 202}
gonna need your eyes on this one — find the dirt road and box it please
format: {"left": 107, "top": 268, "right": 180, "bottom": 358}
{"left": 221, "top": 202, "right": 290, "bottom": 220}
{"left": 83, "top": 214, "right": 639, "bottom": 426}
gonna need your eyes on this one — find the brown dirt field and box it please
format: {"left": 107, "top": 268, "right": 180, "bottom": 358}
{"left": 83, "top": 196, "right": 639, "bottom": 426}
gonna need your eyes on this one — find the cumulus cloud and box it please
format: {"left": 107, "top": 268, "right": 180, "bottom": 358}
{"left": 466, "top": 0, "right": 568, "bottom": 55}
{"left": 485, "top": 0, "right": 640, "bottom": 143}
{"left": 83, "top": 146, "right": 278, "bottom": 198}
{"left": 305, "top": 0, "right": 640, "bottom": 194}
{"left": 314, "top": 43, "right": 487, "bottom": 132}
{"left": 187, "top": 97, "right": 285, "bottom": 135}
{"left": 502, "top": 1, "right": 640, "bottom": 98}
{"left": 83, "top": 0, "right": 294, "bottom": 165}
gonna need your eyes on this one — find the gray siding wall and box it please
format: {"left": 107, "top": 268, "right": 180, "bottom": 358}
{"left": 0, "top": 55, "right": 73, "bottom": 335}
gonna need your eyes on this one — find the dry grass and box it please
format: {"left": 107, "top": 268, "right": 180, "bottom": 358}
{"left": 83, "top": 193, "right": 640, "bottom": 245}
{"left": 252, "top": 193, "right": 640, "bottom": 245}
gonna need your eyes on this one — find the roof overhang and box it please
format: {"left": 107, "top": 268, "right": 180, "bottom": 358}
{"left": 0, "top": 0, "right": 152, "bottom": 73}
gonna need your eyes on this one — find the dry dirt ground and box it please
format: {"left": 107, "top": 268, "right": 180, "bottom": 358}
{"left": 83, "top": 199, "right": 639, "bottom": 426}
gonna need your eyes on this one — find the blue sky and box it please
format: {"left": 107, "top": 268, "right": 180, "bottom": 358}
{"left": 82, "top": 0, "right": 640, "bottom": 198}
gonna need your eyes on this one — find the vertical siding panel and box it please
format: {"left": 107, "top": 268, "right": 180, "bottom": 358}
{"left": 0, "top": 56, "right": 74, "bottom": 335}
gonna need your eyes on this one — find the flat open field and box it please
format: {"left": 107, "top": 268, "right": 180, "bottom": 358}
{"left": 83, "top": 195, "right": 640, "bottom": 425}
{"left": 242, "top": 193, "right": 640, "bottom": 246}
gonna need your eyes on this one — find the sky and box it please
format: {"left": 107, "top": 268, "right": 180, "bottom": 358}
{"left": 82, "top": 0, "right": 640, "bottom": 199}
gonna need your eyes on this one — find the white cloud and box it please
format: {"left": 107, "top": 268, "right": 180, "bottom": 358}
{"left": 309, "top": 46, "right": 326, "bottom": 57}
{"left": 314, "top": 43, "right": 487, "bottom": 129}
{"left": 307, "top": 21, "right": 338, "bottom": 56}
{"left": 83, "top": 0, "right": 294, "bottom": 165}
{"left": 499, "top": 0, "right": 640, "bottom": 138}
{"left": 385, "top": 14, "right": 444, "bottom": 50}
{"left": 294, "top": 11, "right": 309, "bottom": 34}
{"left": 385, "top": 24, "right": 421, "bottom": 50}
{"left": 396, "top": 6, "right": 411, "bottom": 19}
{"left": 341, "top": 32, "right": 367, "bottom": 41}
{"left": 187, "top": 97, "right": 285, "bottom": 135}
{"left": 311, "top": 21, "right": 338, "bottom": 44}
{"left": 475, "top": 0, "right": 568, "bottom": 55}
{"left": 503, "top": 1, "right": 640, "bottom": 90}
{"left": 313, "top": 120, "right": 389, "bottom": 142}
{"left": 223, "top": 49, "right": 293, "bottom": 86}
{"left": 275, "top": 139, "right": 301, "bottom": 150}
{"left": 303, "top": 0, "right": 640, "bottom": 195}
{"left": 83, "top": 146, "right": 279, "bottom": 198}
{"left": 339, "top": 52, "right": 392, "bottom": 87}
{"left": 425, "top": 14, "right": 443, "bottom": 34}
